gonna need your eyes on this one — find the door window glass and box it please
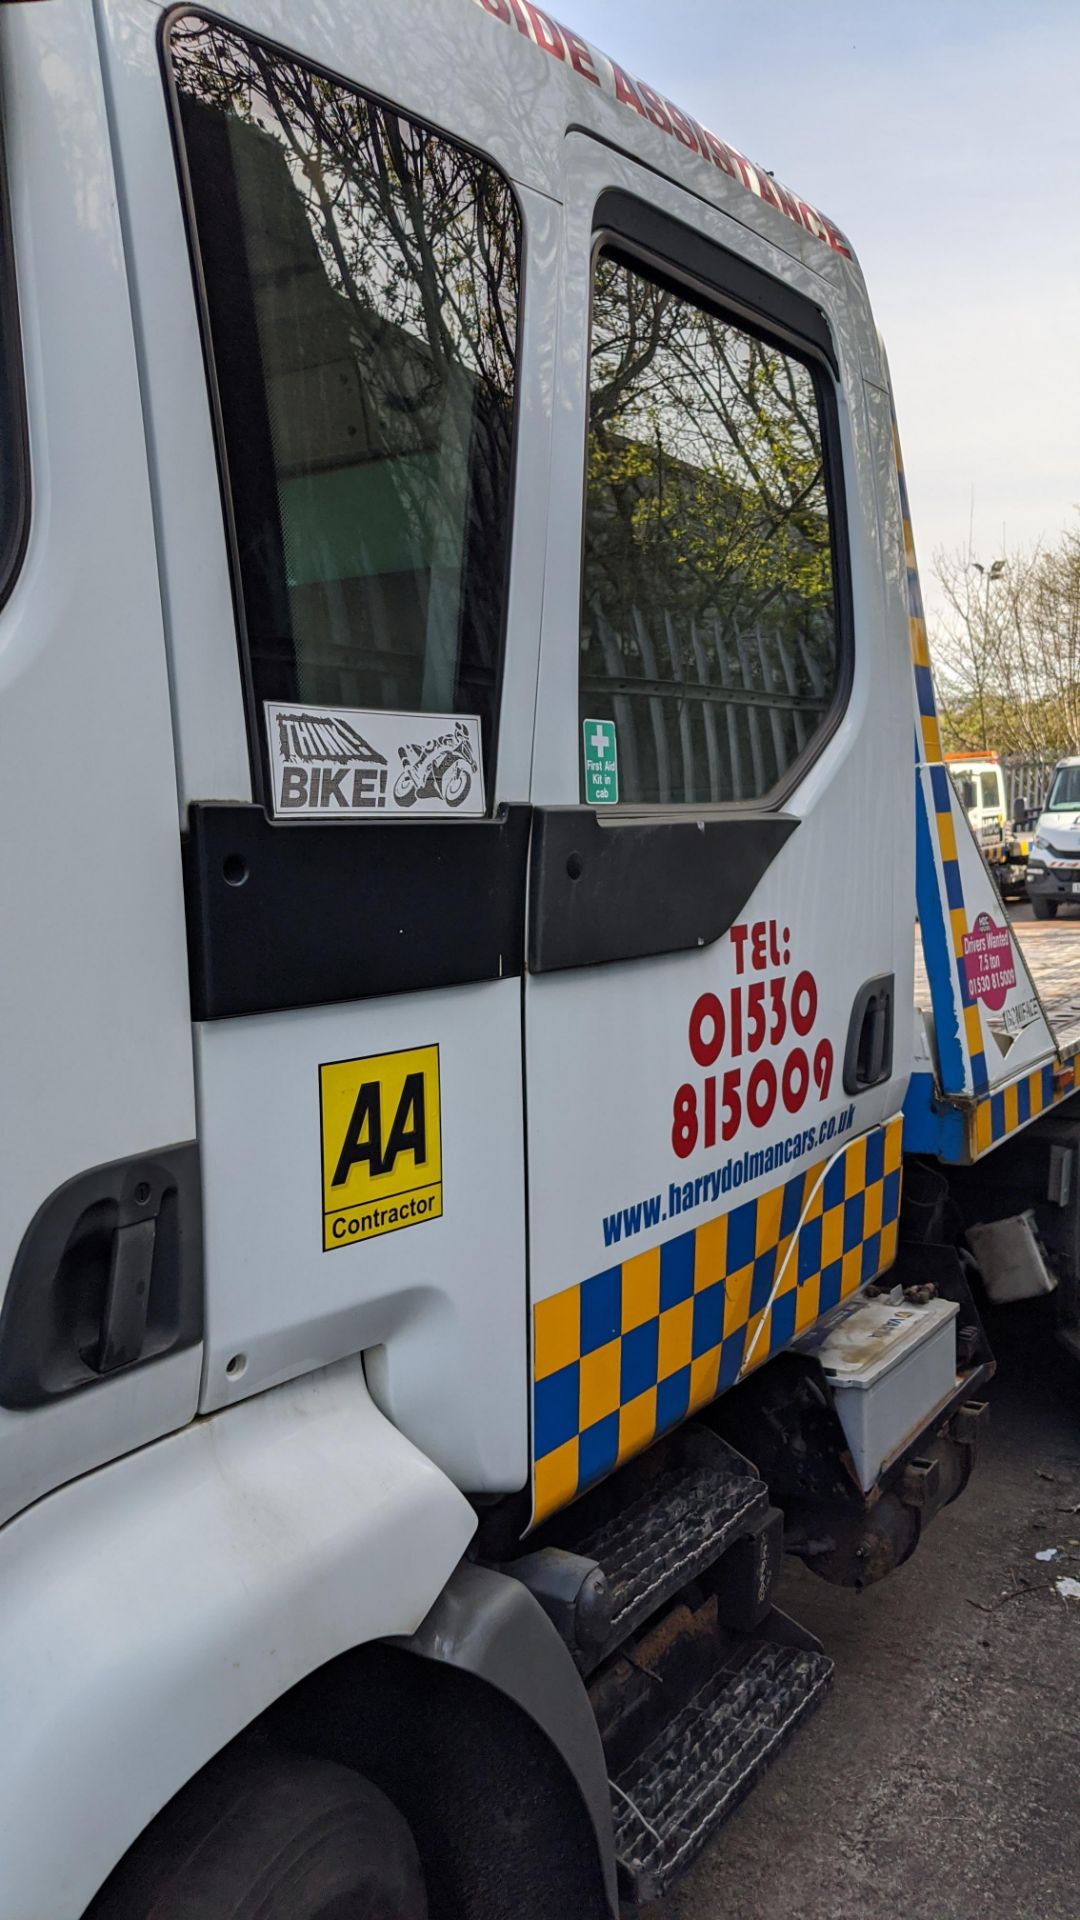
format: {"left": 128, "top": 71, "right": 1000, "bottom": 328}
{"left": 980, "top": 772, "right": 1000, "bottom": 810}
{"left": 167, "top": 15, "right": 521, "bottom": 791}
{"left": 1047, "top": 765, "right": 1080, "bottom": 811}
{"left": 581, "top": 250, "right": 842, "bottom": 806}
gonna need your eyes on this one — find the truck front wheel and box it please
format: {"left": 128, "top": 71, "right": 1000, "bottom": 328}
{"left": 1032, "top": 897, "right": 1059, "bottom": 919}
{"left": 87, "top": 1749, "right": 428, "bottom": 1920}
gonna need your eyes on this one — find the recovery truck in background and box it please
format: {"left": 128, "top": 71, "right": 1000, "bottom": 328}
{"left": 1, "top": 1, "right": 1078, "bottom": 1914}
{"left": 946, "top": 751, "right": 1031, "bottom": 901}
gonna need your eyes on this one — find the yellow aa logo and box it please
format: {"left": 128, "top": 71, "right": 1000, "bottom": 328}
{"left": 319, "top": 1045, "right": 442, "bottom": 1251}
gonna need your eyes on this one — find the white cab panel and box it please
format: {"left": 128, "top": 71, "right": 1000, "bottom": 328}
{"left": 97, "top": 1, "right": 560, "bottom": 1495}
{"left": 0, "top": 0, "right": 199, "bottom": 1522}
{"left": 523, "top": 138, "right": 911, "bottom": 1519}
{"left": 196, "top": 981, "right": 528, "bottom": 1492}
{"left": 528, "top": 138, "right": 910, "bottom": 1299}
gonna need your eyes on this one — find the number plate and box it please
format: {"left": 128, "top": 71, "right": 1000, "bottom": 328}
{"left": 1070, "top": 883, "right": 1080, "bottom": 896}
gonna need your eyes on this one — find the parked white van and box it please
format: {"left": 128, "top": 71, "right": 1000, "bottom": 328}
{"left": 1027, "top": 757, "right": 1080, "bottom": 916}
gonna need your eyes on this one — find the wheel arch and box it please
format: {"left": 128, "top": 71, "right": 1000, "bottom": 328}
{"left": 0, "top": 1357, "right": 475, "bottom": 1920}
{"left": 264, "top": 1561, "right": 619, "bottom": 1919}
{"left": 79, "top": 1565, "right": 619, "bottom": 1920}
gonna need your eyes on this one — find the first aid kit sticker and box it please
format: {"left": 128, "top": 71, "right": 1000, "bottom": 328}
{"left": 320, "top": 1045, "right": 442, "bottom": 1250}
{"left": 582, "top": 717, "right": 618, "bottom": 805}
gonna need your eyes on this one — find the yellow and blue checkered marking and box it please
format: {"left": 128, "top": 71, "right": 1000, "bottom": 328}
{"left": 531, "top": 1117, "right": 903, "bottom": 1524}
{"left": 970, "top": 1054, "right": 1080, "bottom": 1159}
{"left": 926, "top": 762, "right": 990, "bottom": 1096}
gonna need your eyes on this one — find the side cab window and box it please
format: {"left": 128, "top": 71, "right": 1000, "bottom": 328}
{"left": 165, "top": 12, "right": 522, "bottom": 815}
{"left": 580, "top": 243, "right": 846, "bottom": 809}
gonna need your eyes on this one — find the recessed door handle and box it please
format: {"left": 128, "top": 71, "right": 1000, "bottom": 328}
{"left": 844, "top": 974, "right": 894, "bottom": 1093}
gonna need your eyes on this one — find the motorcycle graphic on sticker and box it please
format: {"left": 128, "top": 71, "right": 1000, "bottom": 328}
{"left": 393, "top": 721, "right": 478, "bottom": 810}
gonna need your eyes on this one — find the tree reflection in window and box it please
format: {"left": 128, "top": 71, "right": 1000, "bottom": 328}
{"left": 169, "top": 15, "right": 521, "bottom": 774}
{"left": 582, "top": 252, "right": 840, "bottom": 806}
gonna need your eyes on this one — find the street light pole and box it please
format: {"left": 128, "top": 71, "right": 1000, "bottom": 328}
{"left": 970, "top": 558, "right": 1006, "bottom": 751}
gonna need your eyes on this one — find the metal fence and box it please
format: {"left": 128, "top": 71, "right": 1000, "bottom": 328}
{"left": 583, "top": 610, "right": 833, "bottom": 806}
{"left": 1000, "top": 752, "right": 1058, "bottom": 819}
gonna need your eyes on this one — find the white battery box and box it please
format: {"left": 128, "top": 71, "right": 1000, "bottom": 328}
{"left": 795, "top": 1290, "right": 960, "bottom": 1491}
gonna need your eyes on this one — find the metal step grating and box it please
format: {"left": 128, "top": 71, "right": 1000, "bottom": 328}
{"left": 611, "top": 1639, "right": 833, "bottom": 1902}
{"left": 575, "top": 1456, "right": 768, "bottom": 1655}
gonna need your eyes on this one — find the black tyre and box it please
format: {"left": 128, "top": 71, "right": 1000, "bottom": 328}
{"left": 87, "top": 1749, "right": 428, "bottom": 1920}
{"left": 1032, "top": 897, "right": 1058, "bottom": 919}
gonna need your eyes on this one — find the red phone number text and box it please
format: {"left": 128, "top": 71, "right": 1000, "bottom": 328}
{"left": 672, "top": 923, "right": 834, "bottom": 1159}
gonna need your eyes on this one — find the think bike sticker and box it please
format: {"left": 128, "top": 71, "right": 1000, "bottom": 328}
{"left": 264, "top": 703, "right": 485, "bottom": 818}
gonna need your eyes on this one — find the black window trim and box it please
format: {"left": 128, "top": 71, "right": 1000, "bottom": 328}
{"left": 159, "top": 3, "right": 526, "bottom": 820}
{"left": 579, "top": 187, "right": 854, "bottom": 820}
{"left": 0, "top": 106, "right": 31, "bottom": 619}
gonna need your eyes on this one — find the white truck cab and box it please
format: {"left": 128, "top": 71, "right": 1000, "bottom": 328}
{"left": 947, "top": 752, "right": 1029, "bottom": 901}
{"left": 948, "top": 753, "right": 1007, "bottom": 842}
{"left": 2, "top": 3, "right": 1078, "bottom": 1915}
{"left": 1027, "top": 757, "right": 1080, "bottom": 917}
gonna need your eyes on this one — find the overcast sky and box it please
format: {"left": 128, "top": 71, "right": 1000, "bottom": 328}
{"left": 564, "top": 0, "right": 1080, "bottom": 622}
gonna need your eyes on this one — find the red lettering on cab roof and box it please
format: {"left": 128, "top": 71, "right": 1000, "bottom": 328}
{"left": 470, "top": 0, "right": 852, "bottom": 258}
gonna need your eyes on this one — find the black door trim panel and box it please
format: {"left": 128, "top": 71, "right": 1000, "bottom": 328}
{"left": 185, "top": 803, "right": 531, "bottom": 1020}
{"left": 528, "top": 807, "right": 799, "bottom": 974}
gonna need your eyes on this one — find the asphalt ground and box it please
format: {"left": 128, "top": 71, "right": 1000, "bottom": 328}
{"left": 664, "top": 1295, "right": 1080, "bottom": 1920}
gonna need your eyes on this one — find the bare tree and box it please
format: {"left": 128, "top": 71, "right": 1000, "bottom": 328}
{"left": 932, "top": 519, "right": 1080, "bottom": 756}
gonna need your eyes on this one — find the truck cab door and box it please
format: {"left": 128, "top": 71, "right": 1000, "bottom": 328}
{"left": 524, "top": 138, "right": 914, "bottom": 1526}
{"left": 99, "top": 2, "right": 557, "bottom": 1495}
{"left": 0, "top": 3, "right": 200, "bottom": 1527}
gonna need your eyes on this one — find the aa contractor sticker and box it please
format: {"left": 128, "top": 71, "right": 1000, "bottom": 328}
{"left": 320, "top": 1045, "right": 442, "bottom": 1250}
